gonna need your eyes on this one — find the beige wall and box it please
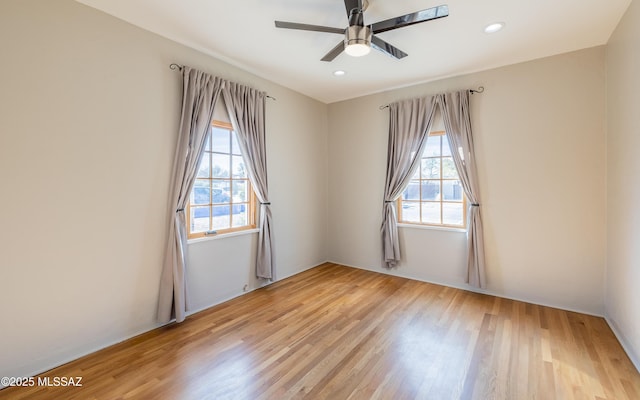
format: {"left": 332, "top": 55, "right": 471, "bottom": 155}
{"left": 605, "top": 0, "right": 640, "bottom": 370}
{"left": 0, "top": 0, "right": 328, "bottom": 379}
{"left": 328, "top": 46, "right": 607, "bottom": 316}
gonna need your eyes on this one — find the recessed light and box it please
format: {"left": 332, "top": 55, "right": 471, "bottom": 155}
{"left": 484, "top": 22, "right": 505, "bottom": 34}
{"left": 333, "top": 70, "right": 346, "bottom": 76}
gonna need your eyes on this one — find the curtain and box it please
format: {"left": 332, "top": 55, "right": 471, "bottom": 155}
{"left": 223, "top": 83, "right": 275, "bottom": 280}
{"left": 381, "top": 96, "right": 438, "bottom": 268}
{"left": 437, "top": 91, "right": 486, "bottom": 288}
{"left": 157, "top": 67, "right": 224, "bottom": 324}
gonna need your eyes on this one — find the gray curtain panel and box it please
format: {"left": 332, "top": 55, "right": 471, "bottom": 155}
{"left": 437, "top": 91, "right": 486, "bottom": 288}
{"left": 222, "top": 83, "right": 275, "bottom": 280}
{"left": 157, "top": 67, "right": 224, "bottom": 324}
{"left": 381, "top": 96, "right": 437, "bottom": 268}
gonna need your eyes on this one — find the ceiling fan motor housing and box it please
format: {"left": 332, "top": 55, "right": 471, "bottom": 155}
{"left": 345, "top": 25, "right": 372, "bottom": 56}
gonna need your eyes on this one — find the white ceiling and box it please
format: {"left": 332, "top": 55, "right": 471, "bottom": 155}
{"left": 76, "top": 0, "right": 630, "bottom": 104}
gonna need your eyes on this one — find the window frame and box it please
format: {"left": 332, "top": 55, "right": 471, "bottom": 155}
{"left": 397, "top": 130, "right": 467, "bottom": 229}
{"left": 186, "top": 120, "right": 257, "bottom": 240}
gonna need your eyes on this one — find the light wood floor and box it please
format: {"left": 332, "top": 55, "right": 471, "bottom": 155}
{"left": 2, "top": 263, "right": 639, "bottom": 400}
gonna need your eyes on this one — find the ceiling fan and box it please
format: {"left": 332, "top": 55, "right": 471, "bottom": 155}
{"left": 274, "top": 0, "right": 449, "bottom": 61}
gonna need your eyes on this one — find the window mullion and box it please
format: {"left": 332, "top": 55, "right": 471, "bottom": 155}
{"left": 440, "top": 136, "right": 444, "bottom": 225}
{"left": 206, "top": 129, "right": 212, "bottom": 233}
{"left": 208, "top": 178, "right": 213, "bottom": 232}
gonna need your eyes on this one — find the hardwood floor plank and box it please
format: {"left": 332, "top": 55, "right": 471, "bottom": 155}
{"left": 1, "top": 262, "right": 638, "bottom": 399}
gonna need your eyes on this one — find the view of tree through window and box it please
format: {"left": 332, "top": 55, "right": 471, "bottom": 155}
{"left": 398, "top": 131, "right": 466, "bottom": 228}
{"left": 187, "top": 121, "right": 255, "bottom": 238}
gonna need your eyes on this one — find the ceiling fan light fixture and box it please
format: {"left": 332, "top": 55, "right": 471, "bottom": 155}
{"left": 345, "top": 43, "right": 370, "bottom": 57}
{"left": 344, "top": 25, "right": 372, "bottom": 57}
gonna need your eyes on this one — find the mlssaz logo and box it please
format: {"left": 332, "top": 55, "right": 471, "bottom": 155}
{"left": 37, "top": 376, "right": 83, "bottom": 387}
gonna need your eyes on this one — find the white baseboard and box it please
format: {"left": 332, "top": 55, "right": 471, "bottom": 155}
{"left": 604, "top": 316, "right": 640, "bottom": 374}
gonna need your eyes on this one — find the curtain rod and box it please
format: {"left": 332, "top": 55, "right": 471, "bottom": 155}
{"left": 378, "top": 86, "right": 484, "bottom": 110}
{"left": 169, "top": 63, "right": 276, "bottom": 101}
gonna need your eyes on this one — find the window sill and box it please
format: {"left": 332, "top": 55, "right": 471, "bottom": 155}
{"left": 188, "top": 228, "right": 259, "bottom": 244}
{"left": 398, "top": 223, "right": 466, "bottom": 234}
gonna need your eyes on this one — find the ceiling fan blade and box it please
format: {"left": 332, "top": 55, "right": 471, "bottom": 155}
{"left": 371, "top": 35, "right": 408, "bottom": 59}
{"left": 344, "top": 0, "right": 363, "bottom": 18}
{"left": 275, "top": 21, "right": 344, "bottom": 34}
{"left": 321, "top": 41, "right": 346, "bottom": 62}
{"left": 371, "top": 5, "right": 449, "bottom": 34}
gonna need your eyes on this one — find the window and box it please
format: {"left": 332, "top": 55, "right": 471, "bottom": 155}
{"left": 397, "top": 131, "right": 466, "bottom": 228}
{"left": 187, "top": 121, "right": 256, "bottom": 239}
